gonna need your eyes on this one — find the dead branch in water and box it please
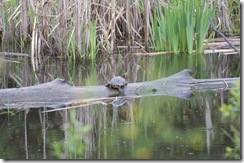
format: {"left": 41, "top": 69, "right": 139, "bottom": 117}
{"left": 203, "top": 48, "right": 240, "bottom": 55}
{"left": 133, "top": 36, "right": 240, "bottom": 56}
{"left": 204, "top": 37, "right": 239, "bottom": 43}
{"left": 134, "top": 48, "right": 239, "bottom": 56}
{"left": 210, "top": 19, "right": 240, "bottom": 55}
{"left": 204, "top": 41, "right": 240, "bottom": 48}
{"left": 0, "top": 52, "right": 29, "bottom": 57}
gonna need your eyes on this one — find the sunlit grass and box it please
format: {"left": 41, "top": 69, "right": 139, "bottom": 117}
{"left": 150, "top": 0, "right": 216, "bottom": 54}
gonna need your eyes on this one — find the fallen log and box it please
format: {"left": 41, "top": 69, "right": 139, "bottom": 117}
{"left": 0, "top": 69, "right": 240, "bottom": 110}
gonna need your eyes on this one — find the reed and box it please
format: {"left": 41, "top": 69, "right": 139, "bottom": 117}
{"left": 149, "top": 7, "right": 166, "bottom": 51}
{"left": 143, "top": 0, "right": 149, "bottom": 52}
{"left": 150, "top": 0, "right": 216, "bottom": 54}
{"left": 165, "top": 6, "right": 178, "bottom": 53}
{"left": 228, "top": 0, "right": 240, "bottom": 32}
{"left": 89, "top": 21, "right": 99, "bottom": 61}
{"left": 20, "top": 0, "right": 28, "bottom": 42}
{"left": 195, "top": 1, "right": 216, "bottom": 53}
{"left": 67, "top": 27, "right": 77, "bottom": 61}
{"left": 74, "top": 0, "right": 83, "bottom": 56}
{"left": 0, "top": 0, "right": 237, "bottom": 61}
{"left": 184, "top": 0, "right": 195, "bottom": 54}
{"left": 126, "top": 0, "right": 131, "bottom": 50}
{"left": 213, "top": 0, "right": 240, "bottom": 33}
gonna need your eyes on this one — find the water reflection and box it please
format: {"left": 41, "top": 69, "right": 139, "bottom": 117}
{"left": 205, "top": 97, "right": 214, "bottom": 157}
{"left": 4, "top": 91, "right": 232, "bottom": 159}
{"left": 0, "top": 53, "right": 240, "bottom": 159}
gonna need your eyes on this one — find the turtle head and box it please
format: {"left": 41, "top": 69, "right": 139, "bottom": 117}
{"left": 105, "top": 81, "right": 111, "bottom": 87}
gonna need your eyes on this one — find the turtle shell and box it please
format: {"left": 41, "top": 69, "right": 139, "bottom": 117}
{"left": 106, "top": 76, "right": 127, "bottom": 88}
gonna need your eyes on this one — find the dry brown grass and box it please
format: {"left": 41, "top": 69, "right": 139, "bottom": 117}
{"left": 0, "top": 0, "right": 240, "bottom": 61}
{"left": 1, "top": 0, "right": 155, "bottom": 59}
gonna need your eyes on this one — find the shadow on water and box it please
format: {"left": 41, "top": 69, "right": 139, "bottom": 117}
{"left": 0, "top": 52, "right": 240, "bottom": 159}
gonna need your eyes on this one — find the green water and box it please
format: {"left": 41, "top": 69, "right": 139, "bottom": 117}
{"left": 0, "top": 53, "right": 240, "bottom": 159}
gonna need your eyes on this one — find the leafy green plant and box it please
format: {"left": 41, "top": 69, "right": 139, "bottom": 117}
{"left": 150, "top": 8, "right": 167, "bottom": 51}
{"left": 67, "top": 28, "right": 77, "bottom": 61}
{"left": 89, "top": 21, "right": 100, "bottom": 61}
{"left": 165, "top": 6, "right": 178, "bottom": 53}
{"left": 52, "top": 109, "right": 91, "bottom": 159}
{"left": 195, "top": 1, "right": 216, "bottom": 53}
{"left": 219, "top": 82, "right": 240, "bottom": 159}
{"left": 184, "top": 0, "right": 195, "bottom": 54}
{"left": 150, "top": 0, "right": 216, "bottom": 54}
{"left": 228, "top": 0, "right": 240, "bottom": 33}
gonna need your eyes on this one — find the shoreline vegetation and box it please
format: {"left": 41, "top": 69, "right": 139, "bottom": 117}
{"left": 0, "top": 0, "right": 240, "bottom": 61}
{"left": 0, "top": 0, "right": 240, "bottom": 160}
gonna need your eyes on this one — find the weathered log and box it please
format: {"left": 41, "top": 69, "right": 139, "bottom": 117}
{"left": 0, "top": 69, "right": 239, "bottom": 110}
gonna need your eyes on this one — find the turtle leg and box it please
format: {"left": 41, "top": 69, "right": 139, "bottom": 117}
{"left": 118, "top": 87, "right": 124, "bottom": 95}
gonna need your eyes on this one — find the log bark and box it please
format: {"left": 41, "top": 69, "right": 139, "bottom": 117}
{"left": 0, "top": 69, "right": 239, "bottom": 109}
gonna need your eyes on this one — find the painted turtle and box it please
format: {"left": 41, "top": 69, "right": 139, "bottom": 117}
{"left": 105, "top": 76, "right": 127, "bottom": 94}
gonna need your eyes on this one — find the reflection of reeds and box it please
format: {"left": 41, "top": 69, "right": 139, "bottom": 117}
{"left": 52, "top": 109, "right": 92, "bottom": 159}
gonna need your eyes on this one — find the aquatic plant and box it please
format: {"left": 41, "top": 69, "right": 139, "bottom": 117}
{"left": 228, "top": 0, "right": 240, "bottom": 33}
{"left": 195, "top": 1, "right": 216, "bottom": 53}
{"left": 184, "top": 0, "right": 195, "bottom": 54}
{"left": 0, "top": 0, "right": 238, "bottom": 60}
{"left": 214, "top": 0, "right": 240, "bottom": 33}
{"left": 150, "top": 0, "right": 216, "bottom": 54}
{"left": 52, "top": 109, "right": 91, "bottom": 159}
{"left": 89, "top": 21, "right": 100, "bottom": 61}
{"left": 150, "top": 8, "right": 167, "bottom": 52}
{"left": 219, "top": 82, "right": 240, "bottom": 159}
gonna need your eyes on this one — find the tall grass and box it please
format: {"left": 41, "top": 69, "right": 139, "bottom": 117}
{"left": 165, "top": 6, "right": 178, "bottom": 53}
{"left": 0, "top": 0, "right": 235, "bottom": 61}
{"left": 228, "top": 0, "right": 240, "bottom": 33}
{"left": 150, "top": 0, "right": 216, "bottom": 54}
{"left": 150, "top": 8, "right": 166, "bottom": 52}
{"left": 89, "top": 21, "right": 100, "bottom": 61}
{"left": 184, "top": 0, "right": 195, "bottom": 54}
{"left": 195, "top": 1, "right": 216, "bottom": 53}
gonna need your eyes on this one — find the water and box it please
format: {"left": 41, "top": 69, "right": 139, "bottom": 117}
{"left": 0, "top": 53, "right": 240, "bottom": 159}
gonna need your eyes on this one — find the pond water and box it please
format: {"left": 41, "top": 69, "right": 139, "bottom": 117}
{"left": 0, "top": 53, "right": 240, "bottom": 159}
